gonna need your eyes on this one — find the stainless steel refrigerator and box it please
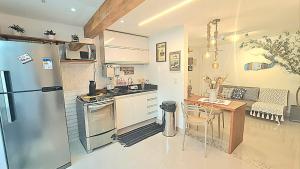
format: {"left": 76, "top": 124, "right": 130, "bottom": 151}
{"left": 0, "top": 41, "right": 71, "bottom": 169}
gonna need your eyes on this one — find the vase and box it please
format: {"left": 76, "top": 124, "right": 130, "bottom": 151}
{"left": 208, "top": 89, "right": 217, "bottom": 102}
{"left": 47, "top": 35, "right": 55, "bottom": 39}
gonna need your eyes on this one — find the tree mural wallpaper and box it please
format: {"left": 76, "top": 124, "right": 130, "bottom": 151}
{"left": 240, "top": 31, "right": 300, "bottom": 75}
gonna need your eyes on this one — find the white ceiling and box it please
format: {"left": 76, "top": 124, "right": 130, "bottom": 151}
{"left": 109, "top": 0, "right": 300, "bottom": 45}
{"left": 0, "top": 0, "right": 105, "bottom": 26}
{"left": 0, "top": 0, "right": 299, "bottom": 44}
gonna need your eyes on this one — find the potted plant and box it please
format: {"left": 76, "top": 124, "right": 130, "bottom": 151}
{"left": 203, "top": 75, "right": 227, "bottom": 102}
{"left": 71, "top": 34, "right": 79, "bottom": 42}
{"left": 44, "top": 30, "right": 56, "bottom": 39}
{"left": 8, "top": 24, "right": 25, "bottom": 36}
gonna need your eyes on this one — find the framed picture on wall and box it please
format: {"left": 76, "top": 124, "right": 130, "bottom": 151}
{"left": 156, "top": 42, "right": 167, "bottom": 62}
{"left": 169, "top": 51, "right": 181, "bottom": 71}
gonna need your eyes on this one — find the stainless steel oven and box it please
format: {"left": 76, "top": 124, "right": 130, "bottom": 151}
{"left": 76, "top": 96, "right": 115, "bottom": 153}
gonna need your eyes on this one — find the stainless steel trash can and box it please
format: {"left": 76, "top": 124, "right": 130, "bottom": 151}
{"left": 160, "top": 101, "right": 177, "bottom": 137}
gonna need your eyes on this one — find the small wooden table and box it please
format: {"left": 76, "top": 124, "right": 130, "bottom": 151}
{"left": 184, "top": 95, "right": 246, "bottom": 154}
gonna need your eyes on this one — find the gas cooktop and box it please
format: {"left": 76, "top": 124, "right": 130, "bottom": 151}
{"left": 78, "top": 94, "right": 114, "bottom": 103}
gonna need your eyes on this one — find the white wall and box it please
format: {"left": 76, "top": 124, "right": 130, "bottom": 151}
{"left": 146, "top": 26, "right": 188, "bottom": 129}
{"left": 190, "top": 40, "right": 300, "bottom": 106}
{"left": 188, "top": 46, "right": 203, "bottom": 95}
{"left": 0, "top": 12, "right": 83, "bottom": 41}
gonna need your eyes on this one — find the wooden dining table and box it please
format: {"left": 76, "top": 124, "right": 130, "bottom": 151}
{"left": 184, "top": 95, "right": 247, "bottom": 154}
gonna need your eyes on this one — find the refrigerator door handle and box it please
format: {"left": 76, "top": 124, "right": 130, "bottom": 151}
{"left": 1, "top": 71, "right": 15, "bottom": 123}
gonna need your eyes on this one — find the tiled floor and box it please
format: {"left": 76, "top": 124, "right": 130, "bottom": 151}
{"left": 68, "top": 115, "right": 300, "bottom": 169}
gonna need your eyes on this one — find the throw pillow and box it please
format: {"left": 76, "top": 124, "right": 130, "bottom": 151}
{"left": 221, "top": 87, "right": 234, "bottom": 99}
{"left": 231, "top": 88, "right": 247, "bottom": 100}
{"left": 244, "top": 87, "right": 260, "bottom": 101}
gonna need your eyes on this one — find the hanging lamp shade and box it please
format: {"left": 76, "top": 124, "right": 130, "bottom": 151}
{"left": 212, "top": 61, "right": 219, "bottom": 69}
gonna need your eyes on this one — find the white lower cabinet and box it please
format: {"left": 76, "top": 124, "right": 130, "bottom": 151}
{"left": 115, "top": 92, "right": 158, "bottom": 130}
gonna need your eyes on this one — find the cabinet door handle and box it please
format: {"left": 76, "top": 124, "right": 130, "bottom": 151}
{"left": 0, "top": 71, "right": 16, "bottom": 123}
{"left": 88, "top": 102, "right": 114, "bottom": 112}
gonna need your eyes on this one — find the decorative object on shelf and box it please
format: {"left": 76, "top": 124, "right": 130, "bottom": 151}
{"left": 188, "top": 57, "right": 193, "bottom": 71}
{"left": 240, "top": 31, "right": 300, "bottom": 75}
{"left": 120, "top": 66, "right": 134, "bottom": 75}
{"left": 44, "top": 30, "right": 56, "bottom": 39}
{"left": 169, "top": 51, "right": 181, "bottom": 71}
{"left": 8, "top": 24, "right": 25, "bottom": 36}
{"left": 71, "top": 34, "right": 79, "bottom": 42}
{"left": 205, "top": 19, "right": 221, "bottom": 69}
{"left": 156, "top": 42, "right": 166, "bottom": 62}
{"left": 203, "top": 75, "right": 227, "bottom": 102}
{"left": 0, "top": 33, "right": 66, "bottom": 45}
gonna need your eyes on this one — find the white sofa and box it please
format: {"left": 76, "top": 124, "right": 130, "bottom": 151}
{"left": 250, "top": 88, "right": 289, "bottom": 124}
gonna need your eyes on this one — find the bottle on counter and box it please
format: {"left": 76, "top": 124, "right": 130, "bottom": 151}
{"left": 88, "top": 81, "right": 96, "bottom": 96}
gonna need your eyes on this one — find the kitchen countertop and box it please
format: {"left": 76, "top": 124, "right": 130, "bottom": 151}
{"left": 92, "top": 84, "right": 158, "bottom": 98}
{"left": 109, "top": 89, "right": 157, "bottom": 97}
{"left": 107, "top": 84, "right": 158, "bottom": 97}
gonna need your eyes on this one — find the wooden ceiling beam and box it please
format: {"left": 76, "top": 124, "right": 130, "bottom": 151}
{"left": 84, "top": 0, "right": 144, "bottom": 38}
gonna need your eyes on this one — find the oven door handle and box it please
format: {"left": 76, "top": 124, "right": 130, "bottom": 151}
{"left": 88, "top": 102, "right": 114, "bottom": 111}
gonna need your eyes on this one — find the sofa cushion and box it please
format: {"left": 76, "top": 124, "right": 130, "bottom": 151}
{"left": 244, "top": 87, "right": 260, "bottom": 101}
{"left": 258, "top": 88, "right": 289, "bottom": 106}
{"left": 221, "top": 87, "right": 234, "bottom": 99}
{"left": 231, "top": 88, "right": 247, "bottom": 100}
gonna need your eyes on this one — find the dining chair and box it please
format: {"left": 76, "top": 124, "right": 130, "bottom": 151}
{"left": 212, "top": 109, "right": 225, "bottom": 138}
{"left": 181, "top": 102, "right": 214, "bottom": 157}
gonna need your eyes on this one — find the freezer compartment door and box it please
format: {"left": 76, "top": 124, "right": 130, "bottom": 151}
{"left": 0, "top": 90, "right": 70, "bottom": 169}
{"left": 0, "top": 41, "right": 63, "bottom": 92}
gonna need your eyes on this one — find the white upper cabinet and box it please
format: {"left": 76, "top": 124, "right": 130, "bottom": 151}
{"left": 102, "top": 30, "right": 149, "bottom": 64}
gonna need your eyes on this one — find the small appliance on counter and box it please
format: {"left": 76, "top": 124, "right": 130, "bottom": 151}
{"left": 76, "top": 93, "right": 116, "bottom": 153}
{"left": 88, "top": 81, "right": 96, "bottom": 96}
{"left": 59, "top": 43, "right": 96, "bottom": 60}
{"left": 102, "top": 64, "right": 120, "bottom": 91}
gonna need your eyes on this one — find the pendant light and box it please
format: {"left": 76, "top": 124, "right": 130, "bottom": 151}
{"left": 206, "top": 19, "right": 221, "bottom": 69}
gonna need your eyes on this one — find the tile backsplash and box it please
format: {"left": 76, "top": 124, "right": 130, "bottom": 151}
{"left": 64, "top": 90, "right": 84, "bottom": 142}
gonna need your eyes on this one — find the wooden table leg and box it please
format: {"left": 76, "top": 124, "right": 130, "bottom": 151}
{"left": 218, "top": 115, "right": 220, "bottom": 138}
{"left": 228, "top": 105, "right": 246, "bottom": 154}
